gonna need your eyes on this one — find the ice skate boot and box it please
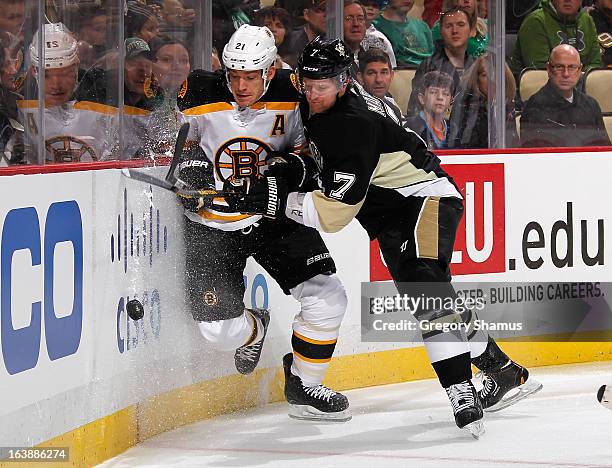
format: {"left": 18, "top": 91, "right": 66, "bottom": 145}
{"left": 283, "top": 353, "right": 351, "bottom": 422}
{"left": 478, "top": 360, "right": 543, "bottom": 412}
{"left": 473, "top": 338, "right": 542, "bottom": 412}
{"left": 234, "top": 308, "right": 270, "bottom": 375}
{"left": 445, "top": 380, "right": 485, "bottom": 439}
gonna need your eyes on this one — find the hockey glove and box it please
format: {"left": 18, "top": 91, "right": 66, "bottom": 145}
{"left": 224, "top": 176, "right": 288, "bottom": 219}
{"left": 176, "top": 148, "right": 215, "bottom": 212}
{"left": 265, "top": 151, "right": 318, "bottom": 191}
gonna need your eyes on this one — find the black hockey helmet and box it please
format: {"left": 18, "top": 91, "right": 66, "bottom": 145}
{"left": 297, "top": 36, "right": 353, "bottom": 80}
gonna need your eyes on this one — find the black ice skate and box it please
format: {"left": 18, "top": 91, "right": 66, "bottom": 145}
{"left": 234, "top": 308, "right": 270, "bottom": 375}
{"left": 445, "top": 380, "right": 485, "bottom": 439}
{"left": 478, "top": 360, "right": 543, "bottom": 412}
{"left": 473, "top": 338, "right": 542, "bottom": 412}
{"left": 283, "top": 353, "right": 351, "bottom": 422}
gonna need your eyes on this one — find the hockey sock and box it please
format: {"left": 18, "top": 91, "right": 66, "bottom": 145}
{"left": 291, "top": 331, "right": 337, "bottom": 387}
{"left": 460, "top": 309, "right": 489, "bottom": 359}
{"left": 289, "top": 274, "right": 347, "bottom": 387}
{"left": 197, "top": 310, "right": 261, "bottom": 351}
{"left": 417, "top": 310, "right": 472, "bottom": 387}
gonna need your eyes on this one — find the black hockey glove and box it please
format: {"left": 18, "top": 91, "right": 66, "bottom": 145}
{"left": 176, "top": 148, "right": 216, "bottom": 212}
{"left": 265, "top": 151, "right": 319, "bottom": 191}
{"left": 224, "top": 176, "right": 288, "bottom": 219}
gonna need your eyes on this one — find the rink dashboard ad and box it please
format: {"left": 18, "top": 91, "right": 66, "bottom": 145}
{"left": 0, "top": 150, "right": 611, "bottom": 449}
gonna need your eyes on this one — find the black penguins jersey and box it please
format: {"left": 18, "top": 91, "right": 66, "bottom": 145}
{"left": 300, "top": 84, "right": 461, "bottom": 239}
{"left": 178, "top": 69, "right": 305, "bottom": 231}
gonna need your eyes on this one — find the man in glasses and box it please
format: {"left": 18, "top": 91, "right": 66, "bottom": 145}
{"left": 343, "top": 0, "right": 367, "bottom": 70}
{"left": 521, "top": 44, "right": 610, "bottom": 147}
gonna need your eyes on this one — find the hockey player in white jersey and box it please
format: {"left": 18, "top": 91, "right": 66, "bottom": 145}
{"left": 176, "top": 25, "right": 350, "bottom": 422}
{"left": 20, "top": 22, "right": 116, "bottom": 163}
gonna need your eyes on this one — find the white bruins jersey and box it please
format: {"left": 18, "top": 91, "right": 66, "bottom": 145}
{"left": 18, "top": 100, "right": 118, "bottom": 163}
{"left": 178, "top": 70, "right": 305, "bottom": 231}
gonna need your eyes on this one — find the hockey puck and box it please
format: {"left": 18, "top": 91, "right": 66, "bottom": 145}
{"left": 597, "top": 385, "right": 606, "bottom": 402}
{"left": 126, "top": 299, "right": 144, "bottom": 321}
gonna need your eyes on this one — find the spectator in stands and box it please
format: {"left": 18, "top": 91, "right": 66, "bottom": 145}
{"left": 372, "top": 0, "right": 433, "bottom": 67}
{"left": 123, "top": 37, "right": 161, "bottom": 108}
{"left": 161, "top": 0, "right": 196, "bottom": 45}
{"left": 590, "top": 0, "right": 612, "bottom": 67}
{"left": 151, "top": 36, "right": 190, "bottom": 94}
{"left": 274, "top": 0, "right": 308, "bottom": 28}
{"left": 149, "top": 36, "right": 190, "bottom": 155}
{"left": 361, "top": 0, "right": 397, "bottom": 68}
{"left": 126, "top": 2, "right": 160, "bottom": 44}
{"left": 506, "top": 0, "right": 540, "bottom": 34}
{"left": 405, "top": 70, "right": 454, "bottom": 149}
{"left": 406, "top": 7, "right": 474, "bottom": 116}
{"left": 431, "top": 0, "right": 488, "bottom": 57}
{"left": 68, "top": 5, "right": 109, "bottom": 69}
{"left": 253, "top": 6, "right": 293, "bottom": 69}
{"left": 520, "top": 44, "right": 610, "bottom": 147}
{"left": 357, "top": 48, "right": 403, "bottom": 120}
{"left": 448, "top": 53, "right": 518, "bottom": 149}
{"left": 0, "top": 0, "right": 25, "bottom": 40}
{"left": 362, "top": 0, "right": 383, "bottom": 21}
{"left": 253, "top": 7, "right": 290, "bottom": 50}
{"left": 0, "top": 33, "right": 23, "bottom": 164}
{"left": 511, "top": 0, "right": 602, "bottom": 74}
{"left": 76, "top": 37, "right": 161, "bottom": 111}
{"left": 0, "top": 31, "right": 21, "bottom": 92}
{"left": 282, "top": 0, "right": 327, "bottom": 68}
{"left": 343, "top": 0, "right": 367, "bottom": 74}
{"left": 477, "top": 0, "right": 487, "bottom": 19}
{"left": 422, "top": 0, "right": 444, "bottom": 28}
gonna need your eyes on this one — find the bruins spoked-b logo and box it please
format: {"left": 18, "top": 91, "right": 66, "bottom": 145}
{"left": 203, "top": 290, "right": 219, "bottom": 306}
{"left": 214, "top": 137, "right": 272, "bottom": 181}
{"left": 45, "top": 135, "right": 98, "bottom": 163}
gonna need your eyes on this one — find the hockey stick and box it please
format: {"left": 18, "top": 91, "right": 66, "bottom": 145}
{"left": 597, "top": 385, "right": 612, "bottom": 410}
{"left": 121, "top": 167, "right": 224, "bottom": 198}
{"left": 164, "top": 122, "right": 190, "bottom": 185}
{"left": 122, "top": 122, "right": 233, "bottom": 199}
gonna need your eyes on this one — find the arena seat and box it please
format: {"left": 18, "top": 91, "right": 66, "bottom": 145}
{"left": 389, "top": 68, "right": 417, "bottom": 116}
{"left": 584, "top": 68, "right": 612, "bottom": 113}
{"left": 604, "top": 116, "right": 612, "bottom": 142}
{"left": 519, "top": 69, "right": 548, "bottom": 103}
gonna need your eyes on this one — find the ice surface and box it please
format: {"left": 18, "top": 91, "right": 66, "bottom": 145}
{"left": 99, "top": 362, "right": 612, "bottom": 467}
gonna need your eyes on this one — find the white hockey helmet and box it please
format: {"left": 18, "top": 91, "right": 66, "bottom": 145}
{"left": 222, "top": 24, "right": 277, "bottom": 100}
{"left": 29, "top": 23, "right": 79, "bottom": 70}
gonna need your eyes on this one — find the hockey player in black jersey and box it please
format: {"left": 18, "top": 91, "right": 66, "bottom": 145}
{"left": 229, "top": 36, "right": 541, "bottom": 435}
{"left": 176, "top": 25, "right": 350, "bottom": 422}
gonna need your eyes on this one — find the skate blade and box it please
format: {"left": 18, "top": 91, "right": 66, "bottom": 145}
{"left": 288, "top": 404, "right": 352, "bottom": 422}
{"left": 464, "top": 420, "right": 485, "bottom": 439}
{"left": 485, "top": 379, "right": 543, "bottom": 413}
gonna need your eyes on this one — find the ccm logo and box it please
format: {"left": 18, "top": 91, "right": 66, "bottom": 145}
{"left": 370, "top": 163, "right": 506, "bottom": 280}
